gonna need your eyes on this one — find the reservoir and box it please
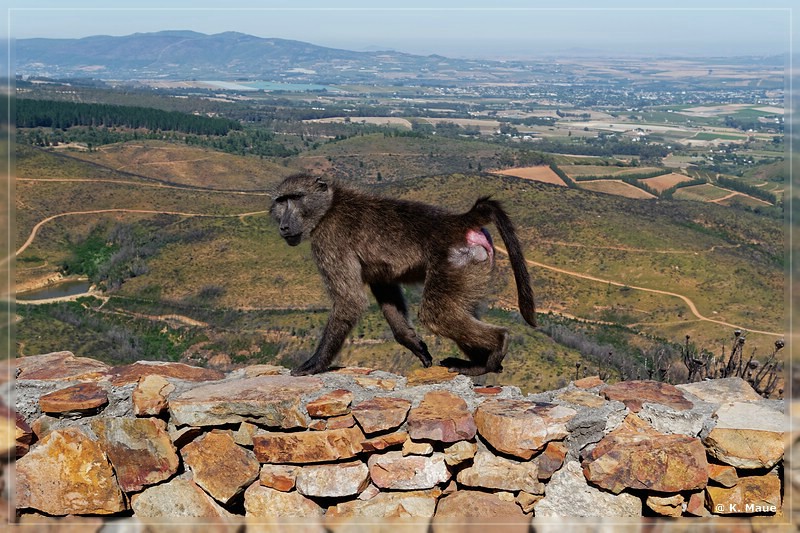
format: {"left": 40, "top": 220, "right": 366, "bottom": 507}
{"left": 17, "top": 279, "right": 93, "bottom": 301}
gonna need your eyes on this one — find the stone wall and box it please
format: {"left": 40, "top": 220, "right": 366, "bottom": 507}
{"left": 3, "top": 351, "right": 790, "bottom": 528}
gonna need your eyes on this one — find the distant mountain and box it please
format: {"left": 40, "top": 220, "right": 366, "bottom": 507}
{"left": 15, "top": 30, "right": 510, "bottom": 83}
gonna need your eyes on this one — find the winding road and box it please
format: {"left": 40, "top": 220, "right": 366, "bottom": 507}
{"left": 495, "top": 246, "right": 783, "bottom": 337}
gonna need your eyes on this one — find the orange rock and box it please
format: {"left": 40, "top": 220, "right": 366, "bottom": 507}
{"left": 361, "top": 431, "right": 409, "bottom": 453}
{"left": 244, "top": 483, "right": 323, "bottom": 517}
{"left": 326, "top": 413, "right": 356, "bottom": 430}
{"left": 39, "top": 382, "right": 108, "bottom": 415}
{"left": 16, "top": 427, "right": 126, "bottom": 515}
{"left": 91, "top": 417, "right": 179, "bottom": 493}
{"left": 108, "top": 361, "right": 225, "bottom": 385}
{"left": 132, "top": 374, "right": 174, "bottom": 417}
{"left": 706, "top": 470, "right": 781, "bottom": 515}
{"left": 406, "top": 366, "right": 459, "bottom": 386}
{"left": 259, "top": 464, "right": 299, "bottom": 492}
{"left": 574, "top": 375, "right": 604, "bottom": 389}
{"left": 306, "top": 389, "right": 353, "bottom": 418}
{"left": 15, "top": 351, "right": 109, "bottom": 381}
{"left": 132, "top": 478, "right": 232, "bottom": 517}
{"left": 434, "top": 490, "right": 529, "bottom": 522}
{"left": 253, "top": 426, "right": 365, "bottom": 464}
{"left": 169, "top": 374, "right": 323, "bottom": 428}
{"left": 474, "top": 399, "right": 575, "bottom": 459}
{"left": 537, "top": 440, "right": 568, "bottom": 481}
{"left": 708, "top": 463, "right": 738, "bottom": 488}
{"left": 582, "top": 415, "right": 708, "bottom": 494}
{"left": 407, "top": 390, "right": 476, "bottom": 443}
{"left": 351, "top": 397, "right": 411, "bottom": 434}
{"left": 474, "top": 386, "right": 503, "bottom": 395}
{"left": 646, "top": 494, "right": 684, "bottom": 517}
{"left": 181, "top": 430, "right": 260, "bottom": 503}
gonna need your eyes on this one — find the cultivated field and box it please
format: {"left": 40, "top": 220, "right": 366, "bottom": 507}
{"left": 490, "top": 166, "right": 566, "bottom": 186}
{"left": 306, "top": 117, "right": 413, "bottom": 129}
{"left": 640, "top": 173, "right": 692, "bottom": 193}
{"left": 559, "top": 165, "right": 663, "bottom": 178}
{"left": 673, "top": 184, "right": 733, "bottom": 202}
{"left": 577, "top": 180, "right": 657, "bottom": 199}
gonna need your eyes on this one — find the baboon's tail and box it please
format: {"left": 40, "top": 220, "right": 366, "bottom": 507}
{"left": 467, "top": 197, "right": 537, "bottom": 327}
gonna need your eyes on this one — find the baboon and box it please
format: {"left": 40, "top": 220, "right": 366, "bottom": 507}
{"left": 270, "top": 173, "right": 536, "bottom": 376}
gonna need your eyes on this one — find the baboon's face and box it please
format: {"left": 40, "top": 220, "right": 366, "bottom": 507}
{"left": 271, "top": 175, "right": 333, "bottom": 246}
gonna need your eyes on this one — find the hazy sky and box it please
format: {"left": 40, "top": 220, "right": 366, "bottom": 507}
{"left": 4, "top": 0, "right": 795, "bottom": 59}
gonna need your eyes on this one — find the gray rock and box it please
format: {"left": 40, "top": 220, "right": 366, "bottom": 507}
{"left": 534, "top": 461, "right": 642, "bottom": 517}
{"left": 677, "top": 377, "right": 762, "bottom": 403}
{"left": 638, "top": 399, "right": 717, "bottom": 437}
{"left": 564, "top": 400, "right": 626, "bottom": 460}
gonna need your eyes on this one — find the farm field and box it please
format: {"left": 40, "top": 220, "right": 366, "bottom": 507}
{"left": 490, "top": 166, "right": 566, "bottom": 186}
{"left": 559, "top": 165, "right": 663, "bottom": 178}
{"left": 640, "top": 173, "right": 692, "bottom": 192}
{"left": 577, "top": 180, "right": 657, "bottom": 199}
{"left": 306, "top": 116, "right": 413, "bottom": 129}
{"left": 673, "top": 183, "right": 735, "bottom": 202}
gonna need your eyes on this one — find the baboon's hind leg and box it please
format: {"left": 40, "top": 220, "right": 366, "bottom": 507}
{"left": 370, "top": 283, "right": 433, "bottom": 367}
{"left": 419, "top": 266, "right": 507, "bottom": 376}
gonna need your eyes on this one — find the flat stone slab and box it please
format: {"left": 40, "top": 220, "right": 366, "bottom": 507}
{"left": 351, "top": 396, "right": 411, "bottom": 434}
{"left": 253, "top": 426, "right": 365, "bottom": 464}
{"left": 15, "top": 351, "right": 110, "bottom": 381}
{"left": 244, "top": 483, "right": 323, "bottom": 517}
{"left": 406, "top": 366, "right": 459, "bottom": 386}
{"left": 703, "top": 401, "right": 786, "bottom": 469}
{"left": 474, "top": 399, "right": 576, "bottom": 459}
{"left": 407, "top": 390, "right": 477, "bottom": 443}
{"left": 39, "top": 382, "right": 108, "bottom": 415}
{"left": 90, "top": 417, "right": 179, "bottom": 493}
{"left": 677, "top": 377, "right": 763, "bottom": 403}
{"left": 108, "top": 361, "right": 225, "bottom": 385}
{"left": 16, "top": 427, "right": 126, "bottom": 515}
{"left": 169, "top": 375, "right": 323, "bottom": 428}
{"left": 601, "top": 380, "right": 693, "bottom": 412}
{"left": 306, "top": 389, "right": 353, "bottom": 418}
{"left": 435, "top": 490, "right": 529, "bottom": 521}
{"left": 457, "top": 450, "right": 544, "bottom": 494}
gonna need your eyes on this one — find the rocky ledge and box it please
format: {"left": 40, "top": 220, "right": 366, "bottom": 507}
{"left": 2, "top": 351, "right": 790, "bottom": 525}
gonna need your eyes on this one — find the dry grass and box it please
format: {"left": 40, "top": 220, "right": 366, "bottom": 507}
{"left": 640, "top": 173, "right": 692, "bottom": 193}
{"left": 73, "top": 141, "right": 298, "bottom": 190}
{"left": 578, "top": 180, "right": 657, "bottom": 199}
{"left": 490, "top": 166, "right": 566, "bottom": 186}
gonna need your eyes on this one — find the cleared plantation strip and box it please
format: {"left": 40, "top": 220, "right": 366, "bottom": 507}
{"left": 640, "top": 173, "right": 692, "bottom": 193}
{"left": 578, "top": 180, "right": 657, "bottom": 199}
{"left": 559, "top": 165, "right": 663, "bottom": 178}
{"left": 715, "top": 193, "right": 772, "bottom": 208}
{"left": 490, "top": 166, "right": 566, "bottom": 186}
{"left": 305, "top": 117, "right": 413, "bottom": 129}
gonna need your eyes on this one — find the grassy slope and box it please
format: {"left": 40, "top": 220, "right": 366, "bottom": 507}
{"left": 15, "top": 141, "right": 785, "bottom": 387}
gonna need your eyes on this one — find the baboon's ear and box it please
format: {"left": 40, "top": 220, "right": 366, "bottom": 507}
{"left": 315, "top": 177, "right": 328, "bottom": 191}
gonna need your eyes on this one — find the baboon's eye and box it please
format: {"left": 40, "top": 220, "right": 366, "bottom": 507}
{"left": 275, "top": 193, "right": 305, "bottom": 203}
